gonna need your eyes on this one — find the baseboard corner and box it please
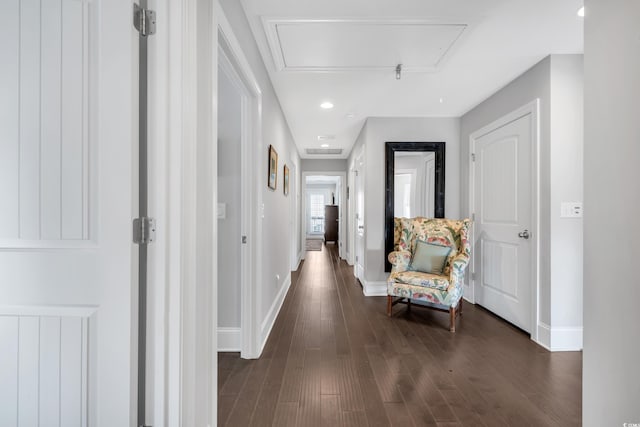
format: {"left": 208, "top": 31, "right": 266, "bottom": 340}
{"left": 363, "top": 280, "right": 387, "bottom": 297}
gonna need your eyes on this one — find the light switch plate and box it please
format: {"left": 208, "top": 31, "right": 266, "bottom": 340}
{"left": 217, "top": 202, "right": 226, "bottom": 219}
{"left": 560, "top": 202, "right": 583, "bottom": 218}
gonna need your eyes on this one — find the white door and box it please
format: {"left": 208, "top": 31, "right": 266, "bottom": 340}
{"left": 0, "top": 2, "right": 136, "bottom": 425}
{"left": 473, "top": 112, "right": 534, "bottom": 332}
{"left": 354, "top": 164, "right": 365, "bottom": 281}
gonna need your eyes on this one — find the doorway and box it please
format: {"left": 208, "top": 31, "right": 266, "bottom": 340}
{"left": 216, "top": 20, "right": 263, "bottom": 359}
{"left": 469, "top": 100, "right": 539, "bottom": 335}
{"left": 217, "top": 50, "right": 244, "bottom": 352}
{"left": 302, "top": 172, "right": 347, "bottom": 259}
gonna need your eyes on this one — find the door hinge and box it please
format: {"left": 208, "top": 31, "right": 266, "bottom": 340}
{"left": 133, "top": 217, "right": 156, "bottom": 244}
{"left": 471, "top": 272, "right": 476, "bottom": 281}
{"left": 472, "top": 212, "right": 475, "bottom": 221}
{"left": 133, "top": 4, "right": 156, "bottom": 36}
{"left": 242, "top": 235, "right": 247, "bottom": 244}
{"left": 471, "top": 153, "right": 476, "bottom": 162}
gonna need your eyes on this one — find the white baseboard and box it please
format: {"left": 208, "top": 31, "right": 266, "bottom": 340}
{"left": 363, "top": 280, "right": 387, "bottom": 297}
{"left": 294, "top": 251, "right": 303, "bottom": 270}
{"left": 259, "top": 272, "right": 292, "bottom": 355}
{"left": 550, "top": 326, "right": 583, "bottom": 351}
{"left": 535, "top": 322, "right": 552, "bottom": 350}
{"left": 217, "top": 327, "right": 241, "bottom": 352}
{"left": 534, "top": 322, "right": 582, "bottom": 351}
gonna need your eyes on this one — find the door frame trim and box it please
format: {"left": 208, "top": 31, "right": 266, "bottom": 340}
{"left": 217, "top": 4, "right": 263, "bottom": 360}
{"left": 468, "top": 99, "right": 540, "bottom": 343}
{"left": 301, "top": 171, "right": 347, "bottom": 260}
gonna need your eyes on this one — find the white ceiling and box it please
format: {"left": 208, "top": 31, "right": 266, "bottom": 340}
{"left": 240, "top": 0, "right": 584, "bottom": 159}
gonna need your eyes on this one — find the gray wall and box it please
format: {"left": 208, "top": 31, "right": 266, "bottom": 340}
{"left": 301, "top": 159, "right": 348, "bottom": 173}
{"left": 583, "top": 0, "right": 640, "bottom": 424}
{"left": 217, "top": 65, "right": 242, "bottom": 328}
{"left": 549, "top": 56, "right": 584, "bottom": 331}
{"left": 460, "top": 55, "right": 584, "bottom": 350}
{"left": 349, "top": 117, "right": 461, "bottom": 284}
{"left": 461, "top": 56, "right": 553, "bottom": 325}
{"left": 219, "top": 0, "right": 301, "bottom": 345}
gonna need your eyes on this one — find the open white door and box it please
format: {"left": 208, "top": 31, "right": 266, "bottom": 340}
{"left": 0, "top": 2, "right": 136, "bottom": 425}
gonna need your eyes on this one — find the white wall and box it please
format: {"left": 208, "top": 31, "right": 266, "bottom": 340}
{"left": 349, "top": 117, "right": 461, "bottom": 287}
{"left": 583, "top": 1, "right": 640, "bottom": 424}
{"left": 219, "top": 0, "right": 301, "bottom": 349}
{"left": 460, "top": 55, "right": 584, "bottom": 350}
{"left": 217, "top": 65, "right": 242, "bottom": 329}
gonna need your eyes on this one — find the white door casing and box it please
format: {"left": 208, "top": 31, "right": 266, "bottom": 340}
{"left": 0, "top": 1, "right": 135, "bottom": 425}
{"left": 301, "top": 171, "right": 347, "bottom": 259}
{"left": 354, "top": 153, "right": 365, "bottom": 282}
{"left": 289, "top": 162, "right": 299, "bottom": 270}
{"left": 470, "top": 100, "right": 539, "bottom": 336}
{"left": 217, "top": 5, "right": 263, "bottom": 360}
{"left": 347, "top": 165, "right": 356, "bottom": 265}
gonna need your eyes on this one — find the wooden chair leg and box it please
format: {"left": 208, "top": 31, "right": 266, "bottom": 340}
{"left": 406, "top": 298, "right": 411, "bottom": 313}
{"left": 449, "top": 305, "right": 456, "bottom": 332}
{"left": 387, "top": 295, "right": 392, "bottom": 317}
{"left": 459, "top": 298, "right": 463, "bottom": 316}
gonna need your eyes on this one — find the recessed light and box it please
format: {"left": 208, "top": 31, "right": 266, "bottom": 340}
{"left": 320, "top": 102, "right": 334, "bottom": 109}
{"left": 320, "top": 144, "right": 330, "bottom": 148}
{"left": 577, "top": 6, "right": 584, "bottom": 17}
{"left": 345, "top": 113, "right": 355, "bottom": 119}
{"left": 439, "top": 98, "right": 444, "bottom": 104}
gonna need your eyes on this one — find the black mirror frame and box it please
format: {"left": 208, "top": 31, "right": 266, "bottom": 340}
{"left": 385, "top": 141, "right": 446, "bottom": 272}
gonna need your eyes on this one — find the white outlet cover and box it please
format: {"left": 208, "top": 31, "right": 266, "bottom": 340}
{"left": 560, "top": 202, "right": 583, "bottom": 218}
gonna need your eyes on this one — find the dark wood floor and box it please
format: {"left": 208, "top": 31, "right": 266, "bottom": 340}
{"left": 218, "top": 244, "right": 582, "bottom": 427}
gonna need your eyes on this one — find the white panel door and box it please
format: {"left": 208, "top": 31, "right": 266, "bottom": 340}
{"left": 473, "top": 113, "right": 533, "bottom": 332}
{"left": 0, "top": 1, "right": 135, "bottom": 425}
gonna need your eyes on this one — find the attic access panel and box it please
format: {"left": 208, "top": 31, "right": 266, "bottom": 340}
{"left": 263, "top": 19, "right": 468, "bottom": 72}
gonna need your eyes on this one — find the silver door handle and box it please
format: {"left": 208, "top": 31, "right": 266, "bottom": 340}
{"left": 358, "top": 225, "right": 364, "bottom": 229}
{"left": 518, "top": 229, "right": 530, "bottom": 239}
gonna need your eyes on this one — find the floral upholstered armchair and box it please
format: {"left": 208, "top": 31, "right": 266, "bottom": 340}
{"left": 387, "top": 217, "right": 472, "bottom": 332}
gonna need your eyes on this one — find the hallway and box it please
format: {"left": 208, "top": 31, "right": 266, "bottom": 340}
{"left": 218, "top": 244, "right": 581, "bottom": 426}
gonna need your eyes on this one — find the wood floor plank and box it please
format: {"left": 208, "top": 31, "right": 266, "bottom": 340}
{"left": 338, "top": 410, "right": 368, "bottom": 427}
{"left": 218, "top": 243, "right": 582, "bottom": 427}
{"left": 297, "top": 348, "right": 322, "bottom": 427}
{"left": 336, "top": 356, "right": 365, "bottom": 412}
{"left": 321, "top": 395, "right": 339, "bottom": 427}
{"left": 396, "top": 374, "right": 439, "bottom": 427}
{"left": 272, "top": 402, "right": 299, "bottom": 427}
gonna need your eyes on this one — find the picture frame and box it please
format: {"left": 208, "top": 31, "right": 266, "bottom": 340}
{"left": 283, "top": 164, "right": 290, "bottom": 196}
{"left": 268, "top": 145, "right": 278, "bottom": 190}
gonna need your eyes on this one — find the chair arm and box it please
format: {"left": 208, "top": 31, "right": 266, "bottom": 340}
{"left": 388, "top": 250, "right": 412, "bottom": 273}
{"left": 447, "top": 253, "right": 470, "bottom": 291}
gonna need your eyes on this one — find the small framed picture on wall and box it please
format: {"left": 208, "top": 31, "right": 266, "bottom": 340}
{"left": 268, "top": 145, "right": 278, "bottom": 190}
{"left": 283, "top": 164, "right": 290, "bottom": 195}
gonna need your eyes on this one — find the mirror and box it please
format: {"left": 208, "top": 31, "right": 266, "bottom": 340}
{"left": 385, "top": 141, "right": 445, "bottom": 272}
